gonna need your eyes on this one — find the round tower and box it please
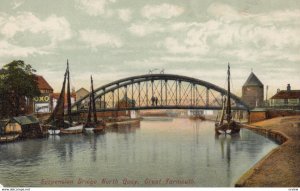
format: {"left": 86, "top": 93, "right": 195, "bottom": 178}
{"left": 242, "top": 72, "right": 264, "bottom": 108}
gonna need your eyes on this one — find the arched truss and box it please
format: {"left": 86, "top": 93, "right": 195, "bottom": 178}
{"left": 71, "top": 74, "right": 249, "bottom": 113}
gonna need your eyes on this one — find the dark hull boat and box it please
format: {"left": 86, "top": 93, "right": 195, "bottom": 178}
{"left": 215, "top": 64, "right": 240, "bottom": 135}
{"left": 215, "top": 121, "right": 240, "bottom": 134}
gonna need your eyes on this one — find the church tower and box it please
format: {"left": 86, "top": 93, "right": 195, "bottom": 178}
{"left": 242, "top": 72, "right": 264, "bottom": 108}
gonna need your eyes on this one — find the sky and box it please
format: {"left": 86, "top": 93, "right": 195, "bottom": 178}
{"left": 0, "top": 0, "right": 299, "bottom": 97}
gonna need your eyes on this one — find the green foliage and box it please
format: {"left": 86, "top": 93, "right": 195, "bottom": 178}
{"left": 0, "top": 60, "right": 40, "bottom": 118}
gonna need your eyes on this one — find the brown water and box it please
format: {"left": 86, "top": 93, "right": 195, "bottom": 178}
{"left": 0, "top": 118, "right": 278, "bottom": 187}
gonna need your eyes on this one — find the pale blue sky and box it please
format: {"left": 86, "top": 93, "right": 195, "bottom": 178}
{"left": 0, "top": 0, "right": 299, "bottom": 97}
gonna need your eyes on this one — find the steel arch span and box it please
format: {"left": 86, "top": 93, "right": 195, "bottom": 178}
{"left": 71, "top": 74, "right": 249, "bottom": 113}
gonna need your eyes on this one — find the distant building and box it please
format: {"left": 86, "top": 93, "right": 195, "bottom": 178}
{"left": 0, "top": 71, "right": 53, "bottom": 115}
{"left": 116, "top": 95, "right": 136, "bottom": 109}
{"left": 52, "top": 92, "right": 76, "bottom": 109}
{"left": 32, "top": 75, "right": 54, "bottom": 113}
{"left": 242, "top": 72, "right": 264, "bottom": 108}
{"left": 75, "top": 88, "right": 90, "bottom": 109}
{"left": 96, "top": 99, "right": 107, "bottom": 110}
{"left": 115, "top": 95, "right": 136, "bottom": 118}
{"left": 76, "top": 88, "right": 89, "bottom": 100}
{"left": 269, "top": 84, "right": 300, "bottom": 109}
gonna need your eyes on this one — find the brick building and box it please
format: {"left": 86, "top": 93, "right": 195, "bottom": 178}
{"left": 32, "top": 75, "right": 54, "bottom": 113}
{"left": 242, "top": 72, "right": 264, "bottom": 108}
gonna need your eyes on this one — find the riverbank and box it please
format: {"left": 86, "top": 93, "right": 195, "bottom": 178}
{"left": 235, "top": 115, "right": 300, "bottom": 187}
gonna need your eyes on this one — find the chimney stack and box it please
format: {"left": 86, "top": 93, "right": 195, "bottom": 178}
{"left": 287, "top": 84, "right": 291, "bottom": 91}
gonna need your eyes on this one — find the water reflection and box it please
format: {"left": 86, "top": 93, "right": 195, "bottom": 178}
{"left": 107, "top": 124, "right": 140, "bottom": 134}
{"left": 214, "top": 134, "right": 240, "bottom": 186}
{"left": 0, "top": 139, "right": 44, "bottom": 166}
{"left": 83, "top": 134, "right": 99, "bottom": 162}
{"left": 215, "top": 133, "right": 240, "bottom": 160}
{"left": 0, "top": 118, "right": 278, "bottom": 187}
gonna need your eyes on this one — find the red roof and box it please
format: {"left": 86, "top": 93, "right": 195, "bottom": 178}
{"left": 271, "top": 90, "right": 300, "bottom": 99}
{"left": 35, "top": 75, "right": 53, "bottom": 91}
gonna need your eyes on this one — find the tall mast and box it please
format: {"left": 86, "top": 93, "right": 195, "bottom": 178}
{"left": 226, "top": 63, "right": 232, "bottom": 122}
{"left": 91, "top": 75, "right": 98, "bottom": 123}
{"left": 46, "top": 67, "right": 67, "bottom": 128}
{"left": 66, "top": 60, "right": 72, "bottom": 125}
{"left": 86, "top": 90, "right": 92, "bottom": 124}
{"left": 62, "top": 70, "right": 67, "bottom": 128}
{"left": 219, "top": 96, "right": 226, "bottom": 125}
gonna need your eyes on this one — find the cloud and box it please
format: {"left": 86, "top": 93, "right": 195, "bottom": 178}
{"left": 207, "top": 2, "right": 244, "bottom": 22}
{"left": 0, "top": 40, "right": 49, "bottom": 57}
{"left": 0, "top": 12, "right": 72, "bottom": 46}
{"left": 124, "top": 59, "right": 166, "bottom": 69}
{"left": 141, "top": 3, "right": 184, "bottom": 20}
{"left": 11, "top": 0, "right": 25, "bottom": 9}
{"left": 157, "top": 4, "right": 300, "bottom": 63}
{"left": 75, "top": 0, "right": 133, "bottom": 22}
{"left": 207, "top": 2, "right": 300, "bottom": 25}
{"left": 79, "top": 29, "right": 123, "bottom": 49}
{"left": 128, "top": 22, "right": 165, "bottom": 37}
{"left": 251, "top": 9, "right": 300, "bottom": 25}
{"left": 161, "top": 56, "right": 204, "bottom": 62}
{"left": 0, "top": 12, "right": 71, "bottom": 57}
{"left": 75, "top": 0, "right": 116, "bottom": 17}
{"left": 162, "top": 37, "right": 209, "bottom": 55}
{"left": 118, "top": 9, "right": 132, "bottom": 22}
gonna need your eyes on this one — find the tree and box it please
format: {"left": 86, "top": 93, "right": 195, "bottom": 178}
{"left": 0, "top": 60, "right": 40, "bottom": 118}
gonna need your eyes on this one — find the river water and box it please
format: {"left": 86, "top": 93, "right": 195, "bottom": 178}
{"left": 0, "top": 118, "right": 278, "bottom": 187}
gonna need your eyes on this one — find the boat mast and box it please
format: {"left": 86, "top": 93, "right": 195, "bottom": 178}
{"left": 91, "top": 75, "right": 98, "bottom": 123}
{"left": 86, "top": 89, "right": 92, "bottom": 125}
{"left": 219, "top": 96, "right": 226, "bottom": 125}
{"left": 66, "top": 60, "right": 72, "bottom": 125}
{"left": 62, "top": 71, "right": 66, "bottom": 128}
{"left": 226, "top": 63, "right": 232, "bottom": 122}
{"left": 46, "top": 67, "right": 67, "bottom": 128}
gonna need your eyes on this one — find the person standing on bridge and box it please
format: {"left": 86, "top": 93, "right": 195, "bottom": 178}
{"left": 151, "top": 96, "right": 155, "bottom": 106}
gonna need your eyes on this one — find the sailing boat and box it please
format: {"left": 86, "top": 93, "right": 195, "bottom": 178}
{"left": 46, "top": 64, "right": 68, "bottom": 135}
{"left": 215, "top": 64, "right": 240, "bottom": 135}
{"left": 46, "top": 60, "right": 83, "bottom": 135}
{"left": 83, "top": 75, "right": 106, "bottom": 134}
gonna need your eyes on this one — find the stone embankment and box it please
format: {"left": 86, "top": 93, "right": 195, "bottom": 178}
{"left": 236, "top": 116, "right": 300, "bottom": 187}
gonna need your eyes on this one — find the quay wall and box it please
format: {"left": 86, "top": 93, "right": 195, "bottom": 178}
{"left": 249, "top": 109, "right": 300, "bottom": 123}
{"left": 240, "top": 124, "right": 288, "bottom": 145}
{"left": 235, "top": 124, "right": 288, "bottom": 187}
{"left": 235, "top": 116, "right": 300, "bottom": 187}
{"left": 267, "top": 109, "right": 300, "bottom": 118}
